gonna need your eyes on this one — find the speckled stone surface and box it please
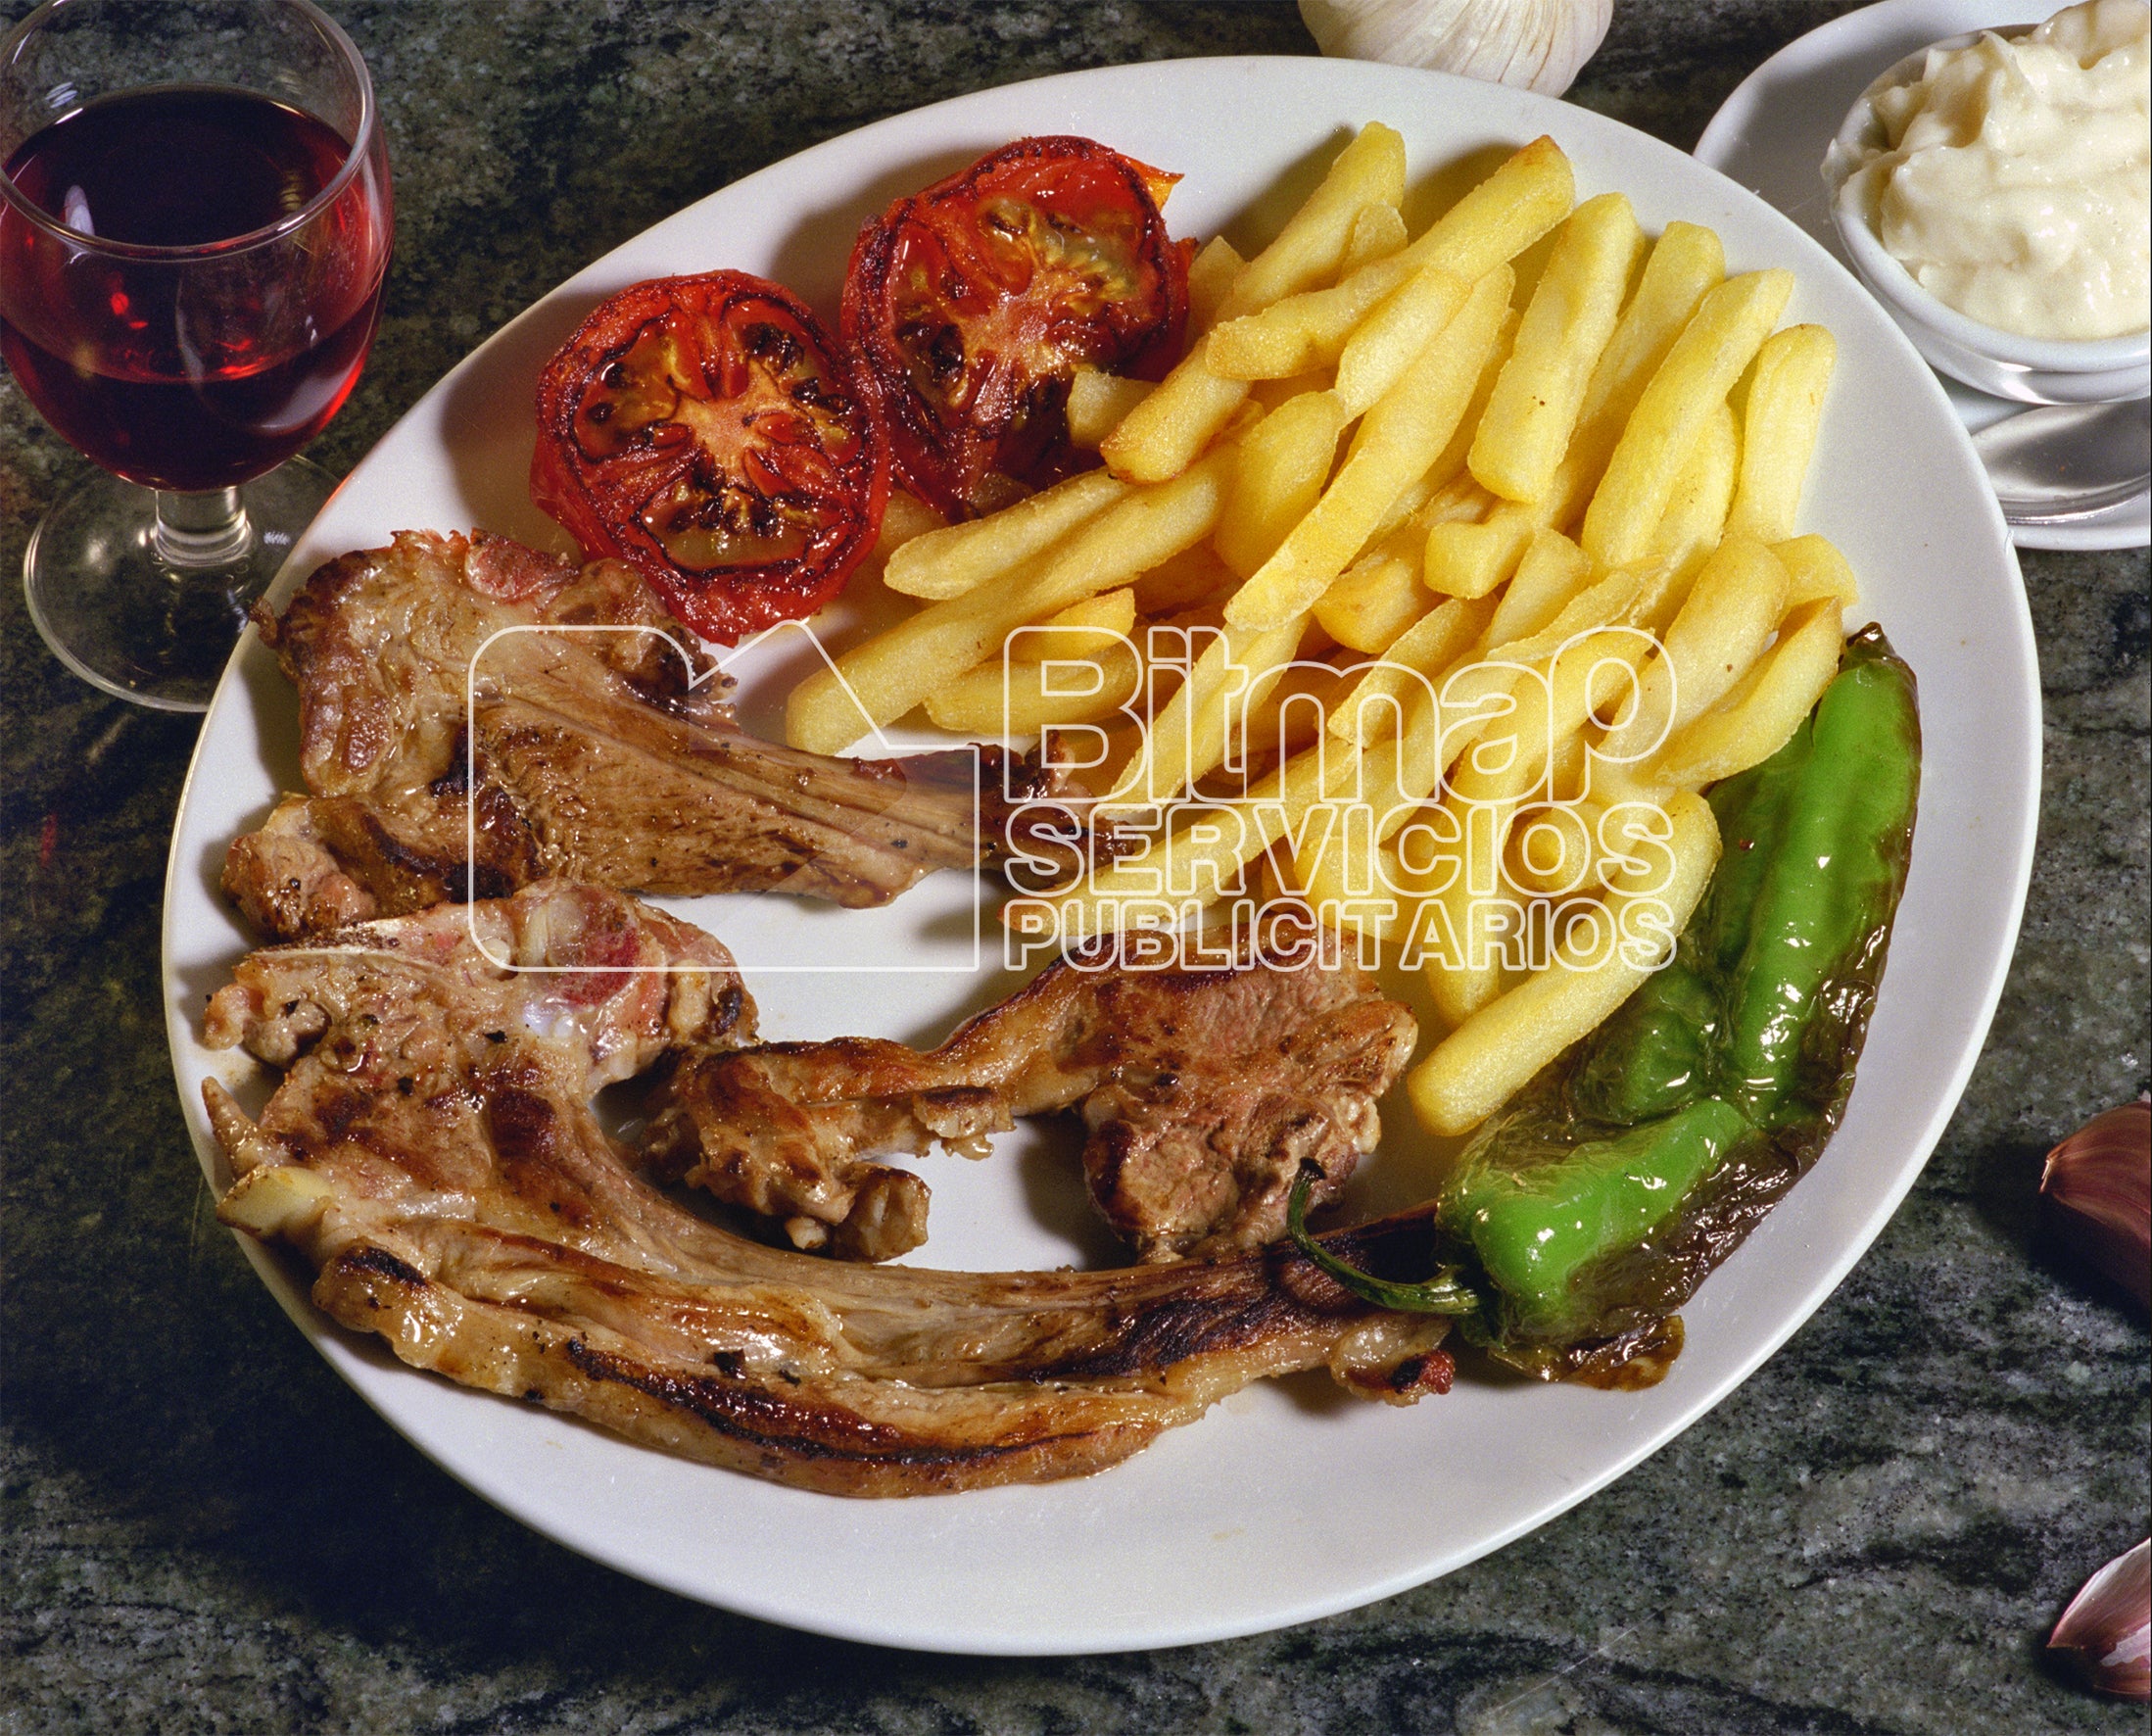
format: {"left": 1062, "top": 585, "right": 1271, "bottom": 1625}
{"left": 1, "top": 3, "right": 2145, "bottom": 1731}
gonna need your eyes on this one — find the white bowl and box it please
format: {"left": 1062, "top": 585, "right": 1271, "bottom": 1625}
{"left": 1821, "top": 27, "right": 2151, "bottom": 405}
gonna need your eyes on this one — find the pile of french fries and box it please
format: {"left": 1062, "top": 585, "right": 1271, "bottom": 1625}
{"left": 786, "top": 124, "right": 1859, "bottom": 1142}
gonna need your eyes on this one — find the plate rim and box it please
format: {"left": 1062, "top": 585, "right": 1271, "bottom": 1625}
{"left": 161, "top": 51, "right": 2041, "bottom": 1654}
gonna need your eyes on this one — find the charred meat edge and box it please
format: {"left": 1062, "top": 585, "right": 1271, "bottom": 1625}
{"left": 207, "top": 884, "right": 1451, "bottom": 1497}
{"left": 645, "top": 942, "right": 1416, "bottom": 1267}
{"left": 221, "top": 530, "right": 1076, "bottom": 940}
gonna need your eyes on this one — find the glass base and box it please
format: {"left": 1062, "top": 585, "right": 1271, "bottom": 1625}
{"left": 23, "top": 458, "right": 336, "bottom": 712}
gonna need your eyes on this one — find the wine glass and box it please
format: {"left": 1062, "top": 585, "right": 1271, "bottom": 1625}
{"left": 0, "top": 0, "right": 391, "bottom": 710}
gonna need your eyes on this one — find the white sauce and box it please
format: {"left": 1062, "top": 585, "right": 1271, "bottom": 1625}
{"left": 1840, "top": 0, "right": 2151, "bottom": 341}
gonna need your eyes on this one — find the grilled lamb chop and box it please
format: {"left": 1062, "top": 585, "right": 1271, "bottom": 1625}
{"left": 643, "top": 944, "right": 1417, "bottom": 1264}
{"left": 205, "top": 884, "right": 1453, "bottom": 1497}
{"left": 221, "top": 531, "right": 1069, "bottom": 940}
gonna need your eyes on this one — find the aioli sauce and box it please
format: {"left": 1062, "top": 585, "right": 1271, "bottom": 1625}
{"left": 1839, "top": 0, "right": 2151, "bottom": 341}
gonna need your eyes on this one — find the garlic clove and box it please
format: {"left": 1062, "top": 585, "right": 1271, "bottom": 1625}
{"left": 2049, "top": 1539, "right": 2151, "bottom": 1701}
{"left": 1299, "top": 0, "right": 1612, "bottom": 100}
{"left": 2039, "top": 1099, "right": 2151, "bottom": 1312}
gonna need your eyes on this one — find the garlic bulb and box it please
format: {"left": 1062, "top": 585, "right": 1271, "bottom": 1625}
{"left": 2049, "top": 1538, "right": 2150, "bottom": 1701}
{"left": 1300, "top": 0, "right": 1612, "bottom": 98}
{"left": 2040, "top": 1099, "right": 2151, "bottom": 1312}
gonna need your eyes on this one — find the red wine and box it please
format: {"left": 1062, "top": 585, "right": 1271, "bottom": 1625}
{"left": 0, "top": 86, "right": 390, "bottom": 491}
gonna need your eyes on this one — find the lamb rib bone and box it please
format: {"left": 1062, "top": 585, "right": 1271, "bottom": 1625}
{"left": 221, "top": 530, "right": 1076, "bottom": 940}
{"left": 205, "top": 883, "right": 1454, "bottom": 1498}
{"left": 643, "top": 938, "right": 1418, "bottom": 1264}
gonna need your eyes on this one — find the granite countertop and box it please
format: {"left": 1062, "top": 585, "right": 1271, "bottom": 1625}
{"left": 2, "top": 3, "right": 2146, "bottom": 1731}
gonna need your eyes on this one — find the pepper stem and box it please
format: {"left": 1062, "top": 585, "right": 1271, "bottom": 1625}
{"left": 1284, "top": 1166, "right": 1478, "bottom": 1315}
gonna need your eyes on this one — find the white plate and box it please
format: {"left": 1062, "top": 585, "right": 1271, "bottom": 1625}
{"left": 1695, "top": 0, "right": 2151, "bottom": 553}
{"left": 163, "top": 56, "right": 2039, "bottom": 1654}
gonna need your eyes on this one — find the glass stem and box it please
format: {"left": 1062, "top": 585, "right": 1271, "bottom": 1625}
{"left": 153, "top": 487, "right": 254, "bottom": 570}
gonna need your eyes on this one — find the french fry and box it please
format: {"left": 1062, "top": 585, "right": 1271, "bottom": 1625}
{"left": 1434, "top": 564, "right": 1648, "bottom": 794}
{"left": 1010, "top": 588, "right": 1137, "bottom": 659}
{"left": 883, "top": 467, "right": 1126, "bottom": 601}
{"left": 1398, "top": 136, "right": 1574, "bottom": 298}
{"left": 1093, "top": 355, "right": 1250, "bottom": 487}
{"left": 1248, "top": 369, "right": 1335, "bottom": 412}
{"left": 1772, "top": 533, "right": 1860, "bottom": 612}
{"left": 1481, "top": 528, "right": 1591, "bottom": 646}
{"left": 1362, "top": 446, "right": 1495, "bottom": 553}
{"left": 1214, "top": 388, "right": 1350, "bottom": 579}
{"left": 1623, "top": 548, "right": 1704, "bottom": 638}
{"left": 1366, "top": 466, "right": 1440, "bottom": 541}
{"left": 1656, "top": 531, "right": 1789, "bottom": 728}
{"left": 1205, "top": 269, "right": 1401, "bottom": 383}
{"left": 1225, "top": 265, "right": 1513, "bottom": 631}
{"left": 854, "top": 490, "right": 946, "bottom": 586}
{"left": 1130, "top": 542, "right": 1237, "bottom": 614}
{"left": 1066, "top": 236, "right": 1256, "bottom": 450}
{"left": 1416, "top": 624, "right": 1646, "bottom": 1022}
{"left": 1355, "top": 685, "right": 1447, "bottom": 839}
{"left": 1240, "top": 652, "right": 1360, "bottom": 762}
{"left": 1333, "top": 265, "right": 1473, "bottom": 417}
{"left": 1105, "top": 612, "right": 1304, "bottom": 804}
{"left": 1469, "top": 192, "right": 1646, "bottom": 506}
{"left": 1505, "top": 786, "right": 1595, "bottom": 895}
{"left": 1293, "top": 783, "right": 1394, "bottom": 925}
{"left": 1451, "top": 623, "right": 1653, "bottom": 810}
{"left": 1384, "top": 606, "right": 1647, "bottom": 974}
{"left": 1645, "top": 398, "right": 1739, "bottom": 570}
{"left": 1420, "top": 222, "right": 1726, "bottom": 602}
{"left": 1412, "top": 805, "right": 1507, "bottom": 1027}
{"left": 1415, "top": 655, "right": 1636, "bottom": 1021}
{"left": 1479, "top": 563, "right": 1648, "bottom": 674}
{"left": 1650, "top": 599, "right": 1844, "bottom": 789}
{"left": 1315, "top": 535, "right": 1432, "bottom": 652}
{"left": 1336, "top": 665, "right": 1520, "bottom": 935}
{"left": 1424, "top": 469, "right": 1499, "bottom": 529}
{"left": 1100, "top": 124, "right": 1405, "bottom": 484}
{"left": 1422, "top": 304, "right": 1520, "bottom": 489}
{"left": 1340, "top": 201, "right": 1410, "bottom": 274}
{"left": 1726, "top": 323, "right": 1836, "bottom": 543}
{"left": 1186, "top": 233, "right": 1248, "bottom": 334}
{"left": 787, "top": 445, "right": 1236, "bottom": 753}
{"left": 1207, "top": 135, "right": 1574, "bottom": 381}
{"left": 1580, "top": 268, "right": 1793, "bottom": 568}
{"left": 1068, "top": 371, "right": 1156, "bottom": 451}
{"left": 924, "top": 634, "right": 1144, "bottom": 734}
{"left": 1408, "top": 789, "right": 1721, "bottom": 1134}
{"left": 1328, "top": 594, "right": 1497, "bottom": 746}
{"left": 1423, "top": 511, "right": 1534, "bottom": 601}
{"left": 1302, "top": 777, "right": 1475, "bottom": 952}
{"left": 1597, "top": 531, "right": 1790, "bottom": 776}
{"left": 1181, "top": 611, "right": 1307, "bottom": 790}
{"left": 1577, "top": 221, "right": 1727, "bottom": 433}
{"left": 1036, "top": 709, "right": 1353, "bottom": 937}
{"left": 1227, "top": 123, "right": 1408, "bottom": 314}
{"left": 1084, "top": 748, "right": 1351, "bottom": 925}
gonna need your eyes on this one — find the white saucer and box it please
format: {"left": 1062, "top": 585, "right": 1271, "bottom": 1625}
{"left": 1695, "top": 0, "right": 2150, "bottom": 553}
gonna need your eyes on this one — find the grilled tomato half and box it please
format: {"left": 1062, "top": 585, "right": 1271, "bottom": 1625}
{"left": 531, "top": 271, "right": 887, "bottom": 644}
{"left": 841, "top": 135, "right": 1190, "bottom": 519}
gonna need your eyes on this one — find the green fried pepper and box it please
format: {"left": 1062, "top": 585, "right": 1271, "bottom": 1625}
{"left": 1439, "top": 1097, "right": 1750, "bottom": 1341}
{"left": 1432, "top": 624, "right": 1920, "bottom": 1382}
{"left": 1713, "top": 633, "right": 1924, "bottom": 1122}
